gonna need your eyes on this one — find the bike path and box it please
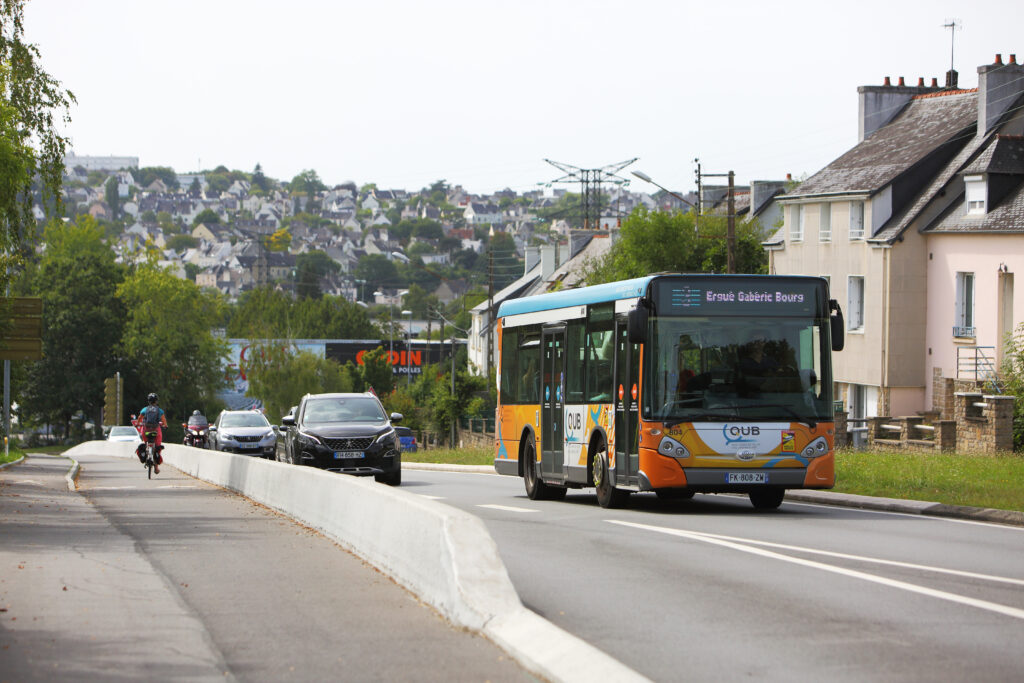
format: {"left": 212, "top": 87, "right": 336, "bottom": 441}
{"left": 0, "top": 453, "right": 534, "bottom": 682}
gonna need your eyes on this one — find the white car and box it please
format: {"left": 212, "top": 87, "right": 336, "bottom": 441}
{"left": 107, "top": 425, "right": 142, "bottom": 445}
{"left": 209, "top": 410, "right": 277, "bottom": 458}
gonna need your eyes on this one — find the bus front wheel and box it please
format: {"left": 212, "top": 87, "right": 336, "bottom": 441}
{"left": 749, "top": 487, "right": 785, "bottom": 509}
{"left": 592, "top": 445, "right": 628, "bottom": 509}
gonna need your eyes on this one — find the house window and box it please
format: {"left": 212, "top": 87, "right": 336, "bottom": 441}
{"left": 790, "top": 205, "right": 804, "bottom": 242}
{"left": 965, "top": 174, "right": 987, "bottom": 215}
{"left": 819, "top": 204, "right": 832, "bottom": 242}
{"left": 850, "top": 201, "right": 865, "bottom": 239}
{"left": 954, "top": 272, "right": 975, "bottom": 337}
{"left": 847, "top": 276, "right": 864, "bottom": 331}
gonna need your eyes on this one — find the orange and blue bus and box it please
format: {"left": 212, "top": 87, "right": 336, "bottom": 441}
{"left": 493, "top": 274, "right": 845, "bottom": 509}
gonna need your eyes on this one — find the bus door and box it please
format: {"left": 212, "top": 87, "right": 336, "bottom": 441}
{"left": 541, "top": 325, "right": 565, "bottom": 480}
{"left": 613, "top": 318, "right": 639, "bottom": 484}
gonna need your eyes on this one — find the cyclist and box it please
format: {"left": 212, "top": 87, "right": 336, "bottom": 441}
{"left": 135, "top": 393, "right": 168, "bottom": 474}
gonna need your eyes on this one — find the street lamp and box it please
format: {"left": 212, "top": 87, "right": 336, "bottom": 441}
{"left": 402, "top": 309, "right": 412, "bottom": 384}
{"left": 632, "top": 169, "right": 736, "bottom": 274}
{"left": 373, "top": 290, "right": 394, "bottom": 361}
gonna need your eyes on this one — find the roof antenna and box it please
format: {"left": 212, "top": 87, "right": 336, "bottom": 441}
{"left": 943, "top": 19, "right": 961, "bottom": 74}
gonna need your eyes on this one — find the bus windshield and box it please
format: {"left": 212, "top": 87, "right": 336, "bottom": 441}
{"left": 647, "top": 315, "right": 833, "bottom": 424}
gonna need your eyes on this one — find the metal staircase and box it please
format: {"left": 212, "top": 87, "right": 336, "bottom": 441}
{"left": 956, "top": 346, "right": 1005, "bottom": 394}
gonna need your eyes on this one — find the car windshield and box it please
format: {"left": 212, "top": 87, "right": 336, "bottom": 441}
{"left": 303, "top": 397, "right": 385, "bottom": 425}
{"left": 109, "top": 426, "right": 136, "bottom": 437}
{"left": 221, "top": 413, "right": 269, "bottom": 428}
{"left": 647, "top": 315, "right": 833, "bottom": 424}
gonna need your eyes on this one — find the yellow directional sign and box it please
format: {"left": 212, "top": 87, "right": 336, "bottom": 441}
{"left": 0, "top": 296, "right": 43, "bottom": 361}
{"left": 0, "top": 339, "right": 42, "bottom": 361}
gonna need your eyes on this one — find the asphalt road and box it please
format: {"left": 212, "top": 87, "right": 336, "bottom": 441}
{"left": 0, "top": 454, "right": 534, "bottom": 682}
{"left": 403, "top": 467, "right": 1024, "bottom": 682}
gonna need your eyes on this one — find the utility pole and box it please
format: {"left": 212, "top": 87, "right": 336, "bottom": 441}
{"left": 487, "top": 249, "right": 494, "bottom": 374}
{"left": 544, "top": 158, "right": 637, "bottom": 230}
{"left": 700, "top": 168, "right": 738, "bottom": 274}
{"left": 727, "top": 171, "right": 736, "bottom": 274}
{"left": 693, "top": 158, "right": 702, "bottom": 216}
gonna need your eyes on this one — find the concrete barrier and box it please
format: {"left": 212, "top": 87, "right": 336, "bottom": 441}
{"left": 65, "top": 441, "right": 647, "bottom": 683}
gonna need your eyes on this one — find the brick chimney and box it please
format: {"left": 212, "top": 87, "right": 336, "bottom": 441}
{"left": 857, "top": 75, "right": 944, "bottom": 141}
{"left": 978, "top": 53, "right": 1024, "bottom": 135}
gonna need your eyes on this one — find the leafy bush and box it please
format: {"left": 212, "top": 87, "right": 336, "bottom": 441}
{"left": 1000, "top": 323, "right": 1024, "bottom": 451}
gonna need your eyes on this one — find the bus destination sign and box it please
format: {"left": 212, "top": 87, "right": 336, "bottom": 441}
{"left": 653, "top": 278, "right": 823, "bottom": 317}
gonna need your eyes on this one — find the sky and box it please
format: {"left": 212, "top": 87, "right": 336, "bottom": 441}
{"left": 22, "top": 0, "right": 1024, "bottom": 196}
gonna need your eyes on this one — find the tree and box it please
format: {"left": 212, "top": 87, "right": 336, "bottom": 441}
{"left": 116, "top": 262, "right": 229, "bottom": 428}
{"left": 192, "top": 208, "right": 220, "bottom": 226}
{"left": 131, "top": 166, "right": 179, "bottom": 191}
{"left": 295, "top": 251, "right": 340, "bottom": 300}
{"left": 402, "top": 283, "right": 439, "bottom": 319}
{"left": 354, "top": 253, "right": 399, "bottom": 292}
{"left": 359, "top": 346, "right": 393, "bottom": 395}
{"left": 104, "top": 176, "right": 120, "bottom": 220}
{"left": 578, "top": 206, "right": 768, "bottom": 285}
{"left": 243, "top": 343, "right": 352, "bottom": 420}
{"left": 0, "top": 2, "right": 75, "bottom": 285}
{"left": 290, "top": 169, "right": 325, "bottom": 196}
{"left": 252, "top": 162, "right": 269, "bottom": 193}
{"left": 166, "top": 234, "right": 198, "bottom": 251}
{"left": 20, "top": 217, "right": 126, "bottom": 437}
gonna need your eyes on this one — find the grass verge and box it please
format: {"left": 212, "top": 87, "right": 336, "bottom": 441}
{"left": 832, "top": 448, "right": 1024, "bottom": 512}
{"left": 407, "top": 446, "right": 1024, "bottom": 512}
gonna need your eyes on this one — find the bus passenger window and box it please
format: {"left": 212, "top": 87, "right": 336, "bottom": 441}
{"left": 585, "top": 328, "right": 614, "bottom": 402}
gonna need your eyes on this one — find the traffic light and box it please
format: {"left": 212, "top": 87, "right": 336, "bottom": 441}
{"left": 103, "top": 376, "right": 118, "bottom": 426}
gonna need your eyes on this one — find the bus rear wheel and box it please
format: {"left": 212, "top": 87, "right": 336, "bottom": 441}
{"left": 749, "top": 487, "right": 785, "bottom": 509}
{"left": 592, "top": 444, "right": 628, "bottom": 509}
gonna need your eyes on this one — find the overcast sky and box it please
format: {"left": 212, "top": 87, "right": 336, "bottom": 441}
{"left": 23, "top": 0, "right": 1024, "bottom": 195}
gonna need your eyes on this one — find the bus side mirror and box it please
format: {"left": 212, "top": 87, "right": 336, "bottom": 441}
{"left": 627, "top": 305, "right": 648, "bottom": 344}
{"left": 829, "top": 299, "right": 845, "bottom": 351}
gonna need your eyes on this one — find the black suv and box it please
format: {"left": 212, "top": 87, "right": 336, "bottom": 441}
{"left": 280, "top": 393, "right": 402, "bottom": 486}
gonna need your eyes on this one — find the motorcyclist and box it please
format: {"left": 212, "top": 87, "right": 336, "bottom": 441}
{"left": 184, "top": 409, "right": 209, "bottom": 447}
{"left": 135, "top": 393, "right": 168, "bottom": 474}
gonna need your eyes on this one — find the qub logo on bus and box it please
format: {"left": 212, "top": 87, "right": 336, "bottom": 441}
{"left": 723, "top": 424, "right": 760, "bottom": 445}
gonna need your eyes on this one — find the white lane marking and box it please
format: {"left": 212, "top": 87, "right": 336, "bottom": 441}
{"left": 610, "top": 520, "right": 1024, "bottom": 622}
{"left": 418, "top": 495, "right": 446, "bottom": 500}
{"left": 477, "top": 504, "right": 539, "bottom": 513}
{"left": 88, "top": 486, "right": 137, "bottom": 490}
{"left": 785, "top": 500, "right": 1024, "bottom": 532}
{"left": 633, "top": 525, "right": 1024, "bottom": 587}
{"left": 155, "top": 485, "right": 198, "bottom": 489}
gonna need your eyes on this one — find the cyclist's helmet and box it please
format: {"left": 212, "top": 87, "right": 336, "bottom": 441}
{"left": 147, "top": 393, "right": 158, "bottom": 404}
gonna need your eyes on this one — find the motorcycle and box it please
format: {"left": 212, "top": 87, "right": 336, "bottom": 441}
{"left": 183, "top": 421, "right": 209, "bottom": 449}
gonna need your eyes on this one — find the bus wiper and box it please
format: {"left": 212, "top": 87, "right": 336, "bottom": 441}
{"left": 755, "top": 404, "right": 817, "bottom": 428}
{"left": 665, "top": 409, "right": 741, "bottom": 428}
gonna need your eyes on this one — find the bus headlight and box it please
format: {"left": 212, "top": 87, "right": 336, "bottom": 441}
{"left": 801, "top": 437, "right": 829, "bottom": 458}
{"left": 658, "top": 436, "right": 690, "bottom": 459}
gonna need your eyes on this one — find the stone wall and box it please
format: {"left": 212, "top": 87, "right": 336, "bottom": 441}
{"left": 955, "top": 392, "right": 1015, "bottom": 453}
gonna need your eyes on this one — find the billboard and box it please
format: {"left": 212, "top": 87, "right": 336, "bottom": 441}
{"left": 220, "top": 338, "right": 466, "bottom": 410}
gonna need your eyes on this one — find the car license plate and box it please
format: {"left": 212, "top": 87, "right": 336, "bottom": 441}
{"left": 240, "top": 442, "right": 258, "bottom": 449}
{"left": 727, "top": 472, "right": 767, "bottom": 484}
{"left": 335, "top": 451, "right": 364, "bottom": 459}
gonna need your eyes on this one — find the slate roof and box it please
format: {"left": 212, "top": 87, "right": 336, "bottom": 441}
{"left": 923, "top": 180, "right": 1024, "bottom": 234}
{"left": 962, "top": 134, "right": 1024, "bottom": 175}
{"left": 788, "top": 90, "right": 978, "bottom": 198}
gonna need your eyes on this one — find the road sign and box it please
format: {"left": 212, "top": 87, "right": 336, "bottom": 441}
{"left": 0, "top": 339, "right": 42, "bottom": 361}
{"left": 0, "top": 296, "right": 43, "bottom": 361}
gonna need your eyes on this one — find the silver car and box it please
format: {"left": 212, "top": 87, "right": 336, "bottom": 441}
{"left": 210, "top": 410, "right": 276, "bottom": 458}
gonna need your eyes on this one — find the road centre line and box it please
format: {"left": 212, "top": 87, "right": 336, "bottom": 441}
{"left": 477, "top": 504, "right": 538, "bottom": 513}
{"left": 609, "top": 520, "right": 1024, "bottom": 622}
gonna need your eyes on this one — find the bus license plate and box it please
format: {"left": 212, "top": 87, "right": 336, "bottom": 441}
{"left": 728, "top": 472, "right": 767, "bottom": 484}
{"left": 335, "top": 451, "right": 364, "bottom": 459}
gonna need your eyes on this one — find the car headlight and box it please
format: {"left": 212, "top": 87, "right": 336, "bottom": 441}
{"left": 376, "top": 428, "right": 397, "bottom": 448}
{"left": 801, "top": 436, "right": 829, "bottom": 458}
{"left": 260, "top": 429, "right": 275, "bottom": 443}
{"left": 658, "top": 436, "right": 691, "bottom": 459}
{"left": 298, "top": 431, "right": 322, "bottom": 447}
